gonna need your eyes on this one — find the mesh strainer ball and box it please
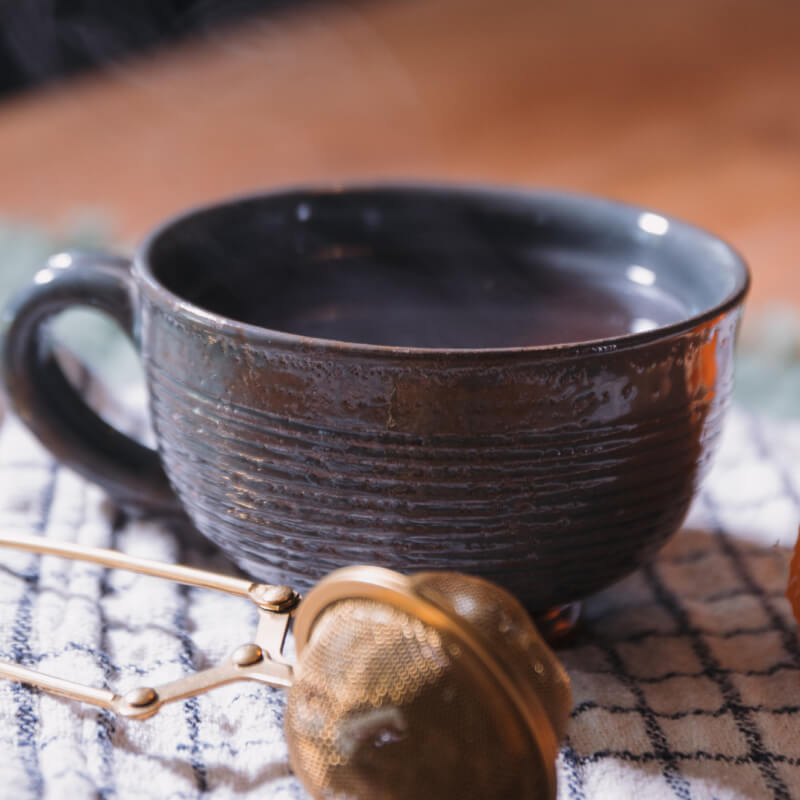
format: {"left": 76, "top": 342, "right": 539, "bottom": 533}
{"left": 288, "top": 566, "right": 572, "bottom": 800}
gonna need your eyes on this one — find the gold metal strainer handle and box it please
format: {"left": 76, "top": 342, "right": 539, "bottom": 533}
{"left": 0, "top": 533, "right": 298, "bottom": 719}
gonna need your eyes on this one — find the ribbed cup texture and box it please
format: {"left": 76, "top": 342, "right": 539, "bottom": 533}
{"left": 143, "top": 303, "right": 740, "bottom": 611}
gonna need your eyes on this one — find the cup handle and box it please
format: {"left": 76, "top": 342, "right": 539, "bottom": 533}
{"left": 1, "top": 251, "right": 182, "bottom": 516}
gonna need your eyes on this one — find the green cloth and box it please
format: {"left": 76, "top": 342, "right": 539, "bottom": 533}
{"left": 735, "top": 306, "right": 800, "bottom": 419}
{"left": 0, "top": 217, "right": 141, "bottom": 387}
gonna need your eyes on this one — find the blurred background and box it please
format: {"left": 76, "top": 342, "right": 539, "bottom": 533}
{"left": 1, "top": 0, "right": 798, "bottom": 299}
{"left": 0, "top": 0, "right": 798, "bottom": 403}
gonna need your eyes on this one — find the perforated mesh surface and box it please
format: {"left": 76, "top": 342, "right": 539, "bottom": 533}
{"left": 412, "top": 572, "right": 572, "bottom": 740}
{"left": 286, "top": 573, "right": 568, "bottom": 800}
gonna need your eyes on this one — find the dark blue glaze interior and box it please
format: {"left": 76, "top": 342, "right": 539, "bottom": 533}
{"left": 144, "top": 186, "right": 748, "bottom": 350}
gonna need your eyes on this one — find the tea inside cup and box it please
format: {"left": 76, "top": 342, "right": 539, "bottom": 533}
{"left": 149, "top": 188, "right": 742, "bottom": 351}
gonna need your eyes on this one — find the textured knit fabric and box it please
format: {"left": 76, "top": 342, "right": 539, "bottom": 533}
{"left": 0, "top": 371, "right": 798, "bottom": 799}
{"left": 558, "top": 409, "right": 800, "bottom": 800}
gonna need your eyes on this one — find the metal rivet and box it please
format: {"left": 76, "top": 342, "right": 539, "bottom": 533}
{"left": 534, "top": 662, "right": 545, "bottom": 675}
{"left": 125, "top": 686, "right": 157, "bottom": 707}
{"left": 250, "top": 584, "right": 298, "bottom": 611}
{"left": 232, "top": 643, "right": 263, "bottom": 667}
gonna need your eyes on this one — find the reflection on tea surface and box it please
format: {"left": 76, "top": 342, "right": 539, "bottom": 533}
{"left": 152, "top": 191, "right": 693, "bottom": 349}
{"left": 185, "top": 251, "right": 688, "bottom": 349}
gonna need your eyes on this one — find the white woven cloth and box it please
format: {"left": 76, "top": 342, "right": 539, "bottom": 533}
{"left": 558, "top": 409, "right": 800, "bottom": 800}
{"left": 0, "top": 377, "right": 798, "bottom": 799}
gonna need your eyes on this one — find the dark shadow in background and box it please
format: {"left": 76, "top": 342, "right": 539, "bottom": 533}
{"left": 0, "top": 0, "right": 319, "bottom": 99}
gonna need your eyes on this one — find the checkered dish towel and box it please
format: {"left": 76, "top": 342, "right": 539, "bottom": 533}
{"left": 0, "top": 370, "right": 798, "bottom": 800}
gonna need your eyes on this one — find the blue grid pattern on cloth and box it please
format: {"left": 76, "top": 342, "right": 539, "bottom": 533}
{"left": 0, "top": 381, "right": 797, "bottom": 798}
{"left": 559, "top": 411, "right": 800, "bottom": 800}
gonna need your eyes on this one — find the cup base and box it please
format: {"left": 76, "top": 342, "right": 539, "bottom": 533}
{"left": 534, "top": 601, "right": 582, "bottom": 647}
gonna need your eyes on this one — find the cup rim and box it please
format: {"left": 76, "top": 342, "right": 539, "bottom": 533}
{"left": 134, "top": 182, "right": 750, "bottom": 359}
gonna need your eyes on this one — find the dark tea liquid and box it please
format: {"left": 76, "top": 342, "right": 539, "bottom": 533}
{"left": 152, "top": 190, "right": 698, "bottom": 349}
{"left": 158, "top": 201, "right": 691, "bottom": 348}
{"left": 216, "top": 256, "right": 689, "bottom": 349}
{"left": 267, "top": 280, "right": 686, "bottom": 348}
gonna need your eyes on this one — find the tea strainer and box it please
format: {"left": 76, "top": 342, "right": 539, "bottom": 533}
{"left": 0, "top": 533, "right": 571, "bottom": 799}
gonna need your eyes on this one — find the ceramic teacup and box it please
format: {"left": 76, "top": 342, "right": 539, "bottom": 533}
{"left": 0, "top": 185, "right": 749, "bottom": 612}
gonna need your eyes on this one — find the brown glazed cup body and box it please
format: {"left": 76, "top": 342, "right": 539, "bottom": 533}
{"left": 0, "top": 186, "right": 749, "bottom": 611}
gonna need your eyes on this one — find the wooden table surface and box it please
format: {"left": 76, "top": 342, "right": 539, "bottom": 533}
{"left": 0, "top": 0, "right": 797, "bottom": 308}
